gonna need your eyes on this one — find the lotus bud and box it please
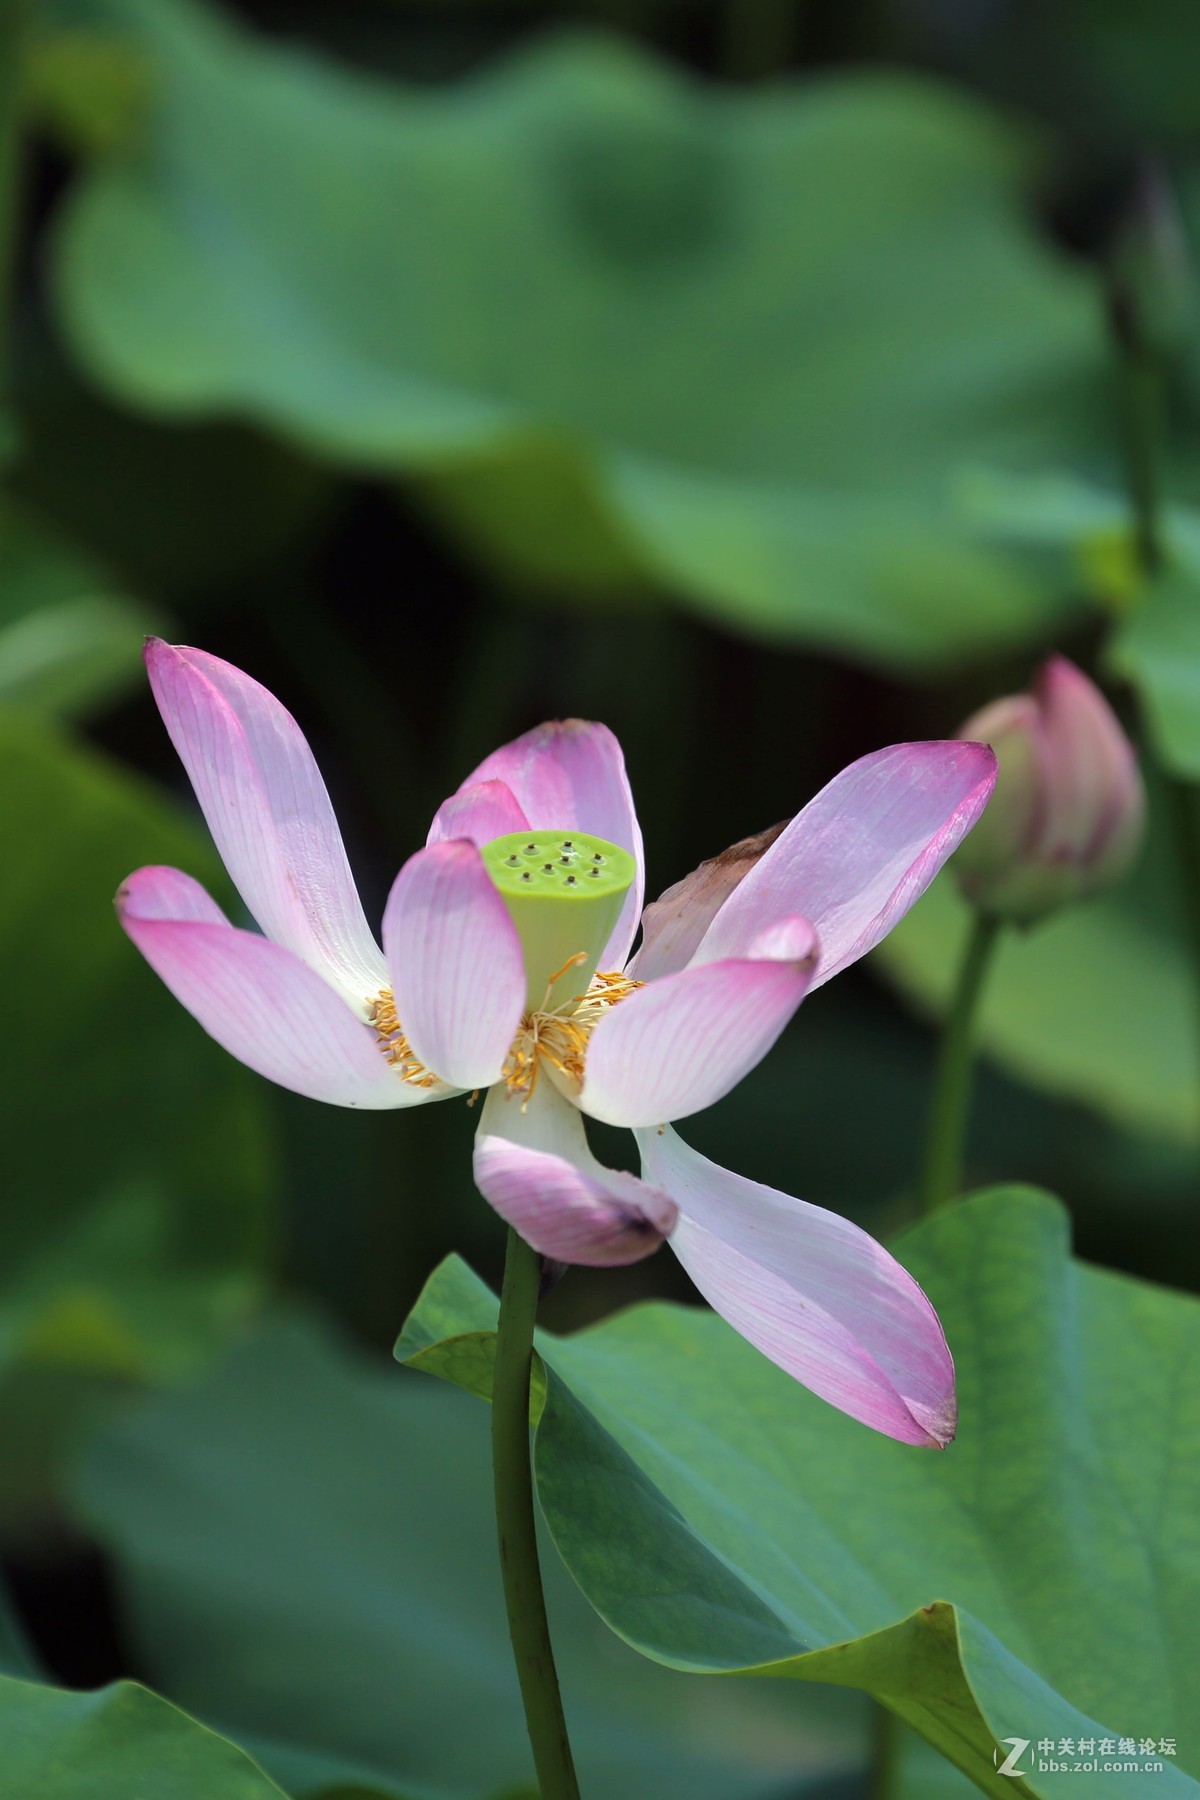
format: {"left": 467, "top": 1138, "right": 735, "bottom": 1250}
{"left": 954, "top": 656, "right": 1144, "bottom": 924}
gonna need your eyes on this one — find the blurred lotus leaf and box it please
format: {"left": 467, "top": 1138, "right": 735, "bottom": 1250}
{"left": 0, "top": 712, "right": 273, "bottom": 1434}
{"left": 0, "top": 500, "right": 158, "bottom": 717}
{"left": 49, "top": 0, "right": 1113, "bottom": 666}
{"left": 396, "top": 1191, "right": 1200, "bottom": 1799}
{"left": 26, "top": 27, "right": 153, "bottom": 156}
{"left": 75, "top": 1313, "right": 860, "bottom": 1800}
{"left": 948, "top": 472, "right": 1200, "bottom": 780}
{"left": 0, "top": 1672, "right": 292, "bottom": 1798}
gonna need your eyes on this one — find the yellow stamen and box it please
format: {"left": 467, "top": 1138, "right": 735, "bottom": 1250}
{"left": 367, "top": 969, "right": 644, "bottom": 1103}
{"left": 542, "top": 950, "right": 589, "bottom": 1004}
{"left": 503, "top": 969, "right": 643, "bottom": 1108}
{"left": 367, "top": 990, "right": 439, "bottom": 1088}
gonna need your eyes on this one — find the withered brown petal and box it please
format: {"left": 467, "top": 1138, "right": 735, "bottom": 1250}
{"left": 631, "top": 820, "right": 790, "bottom": 981}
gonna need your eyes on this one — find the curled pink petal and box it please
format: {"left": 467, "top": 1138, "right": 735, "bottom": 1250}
{"left": 383, "top": 840, "right": 526, "bottom": 1090}
{"left": 118, "top": 866, "right": 438, "bottom": 1110}
{"left": 145, "top": 641, "right": 386, "bottom": 1009}
{"left": 474, "top": 1084, "right": 676, "bottom": 1266}
{"left": 578, "top": 916, "right": 818, "bottom": 1129}
{"left": 427, "top": 779, "right": 529, "bottom": 849}
{"left": 639, "top": 1126, "right": 955, "bottom": 1448}
{"left": 694, "top": 742, "right": 997, "bottom": 987}
{"left": 463, "top": 720, "right": 643, "bottom": 970}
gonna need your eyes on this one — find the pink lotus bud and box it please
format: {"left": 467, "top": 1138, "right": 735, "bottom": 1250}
{"left": 954, "top": 656, "right": 1144, "bottom": 923}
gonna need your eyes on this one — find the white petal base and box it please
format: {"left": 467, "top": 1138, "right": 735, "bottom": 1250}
{"left": 474, "top": 1083, "right": 676, "bottom": 1267}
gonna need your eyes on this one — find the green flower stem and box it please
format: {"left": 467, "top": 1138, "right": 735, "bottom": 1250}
{"left": 0, "top": 0, "right": 33, "bottom": 408}
{"left": 491, "top": 1227, "right": 581, "bottom": 1800}
{"left": 919, "top": 911, "right": 1002, "bottom": 1214}
{"left": 1116, "top": 329, "right": 1163, "bottom": 576}
{"left": 868, "top": 1703, "right": 902, "bottom": 1800}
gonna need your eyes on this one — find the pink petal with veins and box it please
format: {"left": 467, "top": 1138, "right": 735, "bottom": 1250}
{"left": 118, "top": 866, "right": 434, "bottom": 1109}
{"left": 578, "top": 916, "right": 817, "bottom": 1128}
{"left": 427, "top": 779, "right": 529, "bottom": 849}
{"left": 473, "top": 1084, "right": 676, "bottom": 1266}
{"left": 145, "top": 641, "right": 386, "bottom": 1008}
{"left": 383, "top": 840, "right": 526, "bottom": 1091}
{"left": 694, "top": 741, "right": 997, "bottom": 987}
{"left": 639, "top": 1126, "right": 956, "bottom": 1448}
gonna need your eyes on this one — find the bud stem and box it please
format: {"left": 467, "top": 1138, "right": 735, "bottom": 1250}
{"left": 1110, "top": 289, "right": 1164, "bottom": 575}
{"left": 1164, "top": 752, "right": 1200, "bottom": 1078}
{"left": 869, "top": 1703, "right": 904, "bottom": 1800}
{"left": 919, "top": 911, "right": 1002, "bottom": 1214}
{"left": 491, "top": 1226, "right": 582, "bottom": 1800}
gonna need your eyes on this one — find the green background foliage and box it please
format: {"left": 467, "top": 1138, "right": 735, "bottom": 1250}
{"left": 2, "top": 0, "right": 1200, "bottom": 1792}
{"left": 74, "top": 1313, "right": 861, "bottom": 1799}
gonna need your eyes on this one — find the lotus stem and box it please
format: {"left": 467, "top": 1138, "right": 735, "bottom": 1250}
{"left": 869, "top": 1703, "right": 902, "bottom": 1800}
{"left": 919, "top": 911, "right": 1001, "bottom": 1213}
{"left": 491, "top": 1226, "right": 581, "bottom": 1800}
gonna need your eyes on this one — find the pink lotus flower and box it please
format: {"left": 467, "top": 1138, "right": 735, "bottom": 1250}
{"left": 119, "top": 642, "right": 996, "bottom": 1449}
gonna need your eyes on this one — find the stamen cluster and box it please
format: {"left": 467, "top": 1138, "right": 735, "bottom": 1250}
{"left": 502, "top": 969, "right": 644, "bottom": 1105}
{"left": 367, "top": 970, "right": 644, "bottom": 1101}
{"left": 368, "top": 991, "right": 438, "bottom": 1087}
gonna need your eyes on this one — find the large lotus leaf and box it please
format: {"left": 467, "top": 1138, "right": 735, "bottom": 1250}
{"left": 0, "top": 1569, "right": 330, "bottom": 1800}
{"left": 396, "top": 1189, "right": 1200, "bottom": 1799}
{"left": 49, "top": 0, "right": 1107, "bottom": 666}
{"left": 0, "top": 712, "right": 272, "bottom": 1392}
{"left": 74, "top": 1312, "right": 862, "bottom": 1800}
{"left": 0, "top": 1674, "right": 292, "bottom": 1798}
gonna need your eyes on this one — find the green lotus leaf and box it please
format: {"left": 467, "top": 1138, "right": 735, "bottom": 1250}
{"left": 397, "top": 1189, "right": 1200, "bottom": 1800}
{"left": 49, "top": 0, "right": 1108, "bottom": 666}
{"left": 0, "top": 711, "right": 273, "bottom": 1530}
{"left": 0, "top": 1673, "right": 292, "bottom": 1797}
{"left": 74, "top": 1310, "right": 863, "bottom": 1799}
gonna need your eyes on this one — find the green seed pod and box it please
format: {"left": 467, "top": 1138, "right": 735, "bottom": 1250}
{"left": 481, "top": 830, "right": 636, "bottom": 1012}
